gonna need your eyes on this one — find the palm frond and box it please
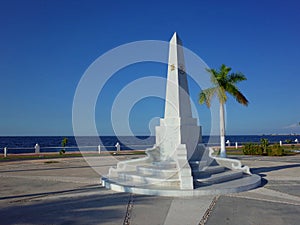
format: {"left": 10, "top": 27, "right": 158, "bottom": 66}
{"left": 226, "top": 83, "right": 249, "bottom": 106}
{"left": 199, "top": 87, "right": 218, "bottom": 108}
{"left": 228, "top": 72, "right": 247, "bottom": 83}
{"left": 220, "top": 64, "right": 231, "bottom": 79}
{"left": 201, "top": 64, "right": 248, "bottom": 107}
{"left": 206, "top": 68, "right": 218, "bottom": 85}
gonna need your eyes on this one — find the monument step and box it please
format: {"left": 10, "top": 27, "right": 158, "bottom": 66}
{"left": 195, "top": 170, "right": 243, "bottom": 185}
{"left": 104, "top": 177, "right": 172, "bottom": 188}
{"left": 152, "top": 161, "right": 177, "bottom": 169}
{"left": 136, "top": 165, "right": 179, "bottom": 177}
{"left": 193, "top": 165, "right": 225, "bottom": 174}
{"left": 118, "top": 171, "right": 180, "bottom": 187}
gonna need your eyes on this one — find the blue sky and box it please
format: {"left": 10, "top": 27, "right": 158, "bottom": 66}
{"left": 0, "top": 0, "right": 300, "bottom": 136}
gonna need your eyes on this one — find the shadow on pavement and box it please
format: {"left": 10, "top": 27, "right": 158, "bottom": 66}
{"left": 250, "top": 163, "right": 300, "bottom": 188}
{"left": 0, "top": 188, "right": 130, "bottom": 225}
{"left": 251, "top": 163, "right": 300, "bottom": 174}
{"left": 0, "top": 164, "right": 115, "bottom": 173}
{"left": 0, "top": 185, "right": 100, "bottom": 201}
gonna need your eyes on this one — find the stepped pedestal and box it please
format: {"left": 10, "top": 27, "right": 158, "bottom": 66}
{"left": 101, "top": 33, "right": 261, "bottom": 196}
{"left": 102, "top": 144, "right": 261, "bottom": 196}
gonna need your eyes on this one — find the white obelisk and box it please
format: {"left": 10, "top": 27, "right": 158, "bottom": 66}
{"left": 103, "top": 32, "right": 261, "bottom": 194}
{"left": 156, "top": 32, "right": 202, "bottom": 161}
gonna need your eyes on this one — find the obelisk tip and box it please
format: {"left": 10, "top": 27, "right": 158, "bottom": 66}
{"left": 170, "top": 32, "right": 182, "bottom": 45}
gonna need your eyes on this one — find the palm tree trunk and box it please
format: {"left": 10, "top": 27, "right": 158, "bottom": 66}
{"left": 220, "top": 103, "right": 227, "bottom": 158}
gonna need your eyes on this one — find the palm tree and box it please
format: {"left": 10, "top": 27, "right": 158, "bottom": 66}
{"left": 199, "top": 64, "right": 249, "bottom": 158}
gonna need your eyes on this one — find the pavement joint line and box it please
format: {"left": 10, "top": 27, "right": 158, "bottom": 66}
{"left": 123, "top": 193, "right": 134, "bottom": 225}
{"left": 198, "top": 195, "right": 219, "bottom": 225}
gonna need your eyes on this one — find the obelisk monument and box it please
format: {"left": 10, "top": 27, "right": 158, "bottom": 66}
{"left": 156, "top": 32, "right": 202, "bottom": 161}
{"left": 101, "top": 32, "right": 261, "bottom": 196}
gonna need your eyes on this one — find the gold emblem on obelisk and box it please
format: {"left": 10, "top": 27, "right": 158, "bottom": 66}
{"left": 170, "top": 64, "right": 175, "bottom": 71}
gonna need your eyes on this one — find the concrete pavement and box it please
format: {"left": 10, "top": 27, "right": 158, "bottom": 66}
{"left": 0, "top": 154, "right": 299, "bottom": 225}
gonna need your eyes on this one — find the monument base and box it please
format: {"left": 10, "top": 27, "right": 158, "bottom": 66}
{"left": 101, "top": 145, "right": 261, "bottom": 197}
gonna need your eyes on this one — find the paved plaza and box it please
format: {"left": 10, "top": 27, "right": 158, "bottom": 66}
{"left": 0, "top": 154, "right": 300, "bottom": 225}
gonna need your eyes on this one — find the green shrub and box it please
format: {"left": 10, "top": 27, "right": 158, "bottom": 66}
{"left": 285, "top": 139, "right": 292, "bottom": 144}
{"left": 242, "top": 142, "right": 285, "bottom": 156}
{"left": 59, "top": 149, "right": 65, "bottom": 155}
{"left": 242, "top": 143, "right": 251, "bottom": 155}
{"left": 260, "top": 138, "right": 269, "bottom": 154}
{"left": 267, "top": 144, "right": 284, "bottom": 156}
{"left": 60, "top": 137, "right": 68, "bottom": 155}
{"left": 242, "top": 143, "right": 262, "bottom": 155}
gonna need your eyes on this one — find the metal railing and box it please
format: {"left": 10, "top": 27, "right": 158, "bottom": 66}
{"left": 1, "top": 143, "right": 154, "bottom": 157}
{"left": 2, "top": 139, "right": 299, "bottom": 157}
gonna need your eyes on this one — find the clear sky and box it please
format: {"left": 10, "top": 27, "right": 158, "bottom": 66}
{"left": 1, "top": 0, "right": 300, "bottom": 136}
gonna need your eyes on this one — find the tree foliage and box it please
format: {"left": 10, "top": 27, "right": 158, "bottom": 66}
{"left": 199, "top": 64, "right": 249, "bottom": 107}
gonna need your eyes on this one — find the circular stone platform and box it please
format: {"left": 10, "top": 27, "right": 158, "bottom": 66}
{"left": 101, "top": 174, "right": 261, "bottom": 197}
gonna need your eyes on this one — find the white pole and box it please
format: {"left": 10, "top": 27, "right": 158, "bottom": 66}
{"left": 226, "top": 140, "right": 230, "bottom": 146}
{"left": 115, "top": 142, "right": 120, "bottom": 153}
{"left": 235, "top": 142, "right": 238, "bottom": 149}
{"left": 4, "top": 147, "right": 7, "bottom": 157}
{"left": 98, "top": 145, "right": 101, "bottom": 154}
{"left": 219, "top": 103, "right": 226, "bottom": 158}
{"left": 279, "top": 141, "right": 282, "bottom": 146}
{"left": 35, "top": 143, "right": 40, "bottom": 154}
